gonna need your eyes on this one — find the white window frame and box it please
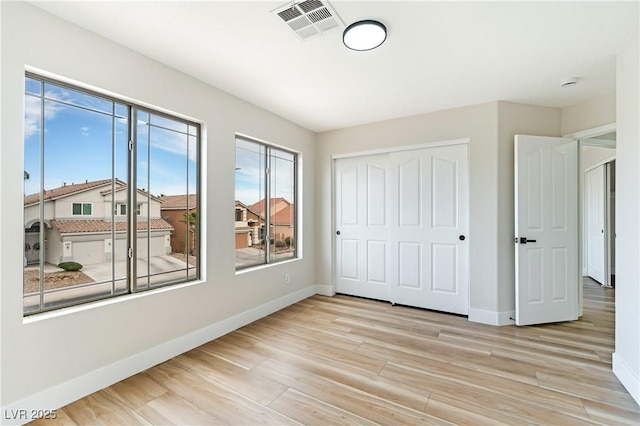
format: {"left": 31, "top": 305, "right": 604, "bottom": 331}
{"left": 234, "top": 135, "right": 298, "bottom": 270}
{"left": 23, "top": 73, "right": 201, "bottom": 315}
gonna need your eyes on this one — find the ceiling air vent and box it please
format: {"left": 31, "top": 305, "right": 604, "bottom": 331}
{"left": 273, "top": 0, "right": 344, "bottom": 40}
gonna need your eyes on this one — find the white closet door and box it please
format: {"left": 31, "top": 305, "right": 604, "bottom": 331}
{"left": 388, "top": 144, "right": 469, "bottom": 315}
{"left": 335, "top": 154, "right": 390, "bottom": 300}
{"left": 334, "top": 142, "right": 469, "bottom": 315}
{"left": 586, "top": 165, "right": 606, "bottom": 284}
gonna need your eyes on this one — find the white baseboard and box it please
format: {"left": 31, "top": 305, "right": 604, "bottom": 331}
{"left": 314, "top": 284, "right": 335, "bottom": 297}
{"left": 1, "top": 286, "right": 317, "bottom": 425}
{"left": 613, "top": 352, "right": 640, "bottom": 405}
{"left": 469, "top": 308, "right": 515, "bottom": 326}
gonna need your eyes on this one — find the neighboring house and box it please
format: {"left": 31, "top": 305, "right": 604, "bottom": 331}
{"left": 24, "top": 179, "right": 173, "bottom": 266}
{"left": 234, "top": 200, "right": 264, "bottom": 249}
{"left": 248, "top": 198, "right": 295, "bottom": 244}
{"left": 158, "top": 194, "right": 198, "bottom": 255}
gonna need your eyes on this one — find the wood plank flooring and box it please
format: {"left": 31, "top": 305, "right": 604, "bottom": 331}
{"left": 31, "top": 278, "right": 639, "bottom": 425}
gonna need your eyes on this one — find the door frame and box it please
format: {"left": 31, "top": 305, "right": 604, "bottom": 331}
{"left": 563, "top": 122, "right": 616, "bottom": 315}
{"left": 584, "top": 159, "right": 616, "bottom": 287}
{"left": 331, "top": 138, "right": 470, "bottom": 295}
{"left": 585, "top": 163, "right": 606, "bottom": 285}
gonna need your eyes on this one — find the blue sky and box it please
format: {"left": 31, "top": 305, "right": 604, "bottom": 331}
{"left": 24, "top": 77, "right": 294, "bottom": 208}
{"left": 24, "top": 78, "right": 197, "bottom": 198}
{"left": 235, "top": 139, "right": 295, "bottom": 206}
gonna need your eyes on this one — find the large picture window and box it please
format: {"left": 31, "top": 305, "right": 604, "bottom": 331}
{"left": 23, "top": 74, "right": 200, "bottom": 315}
{"left": 235, "top": 136, "right": 297, "bottom": 269}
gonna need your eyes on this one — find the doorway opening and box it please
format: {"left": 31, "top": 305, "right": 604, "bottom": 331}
{"left": 582, "top": 132, "right": 616, "bottom": 288}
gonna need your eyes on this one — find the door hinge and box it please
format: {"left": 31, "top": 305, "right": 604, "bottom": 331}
{"left": 128, "top": 247, "right": 133, "bottom": 258}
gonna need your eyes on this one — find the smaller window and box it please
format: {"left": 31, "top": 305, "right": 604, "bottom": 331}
{"left": 235, "top": 209, "right": 243, "bottom": 221}
{"left": 114, "top": 204, "right": 127, "bottom": 215}
{"left": 72, "top": 203, "right": 92, "bottom": 216}
{"left": 235, "top": 137, "right": 297, "bottom": 269}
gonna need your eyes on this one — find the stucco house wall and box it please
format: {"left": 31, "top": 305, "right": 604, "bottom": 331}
{"left": 24, "top": 180, "right": 172, "bottom": 265}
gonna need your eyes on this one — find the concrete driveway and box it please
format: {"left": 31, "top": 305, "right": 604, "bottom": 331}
{"left": 23, "top": 256, "right": 195, "bottom": 313}
{"left": 235, "top": 247, "right": 264, "bottom": 268}
{"left": 82, "top": 255, "right": 192, "bottom": 282}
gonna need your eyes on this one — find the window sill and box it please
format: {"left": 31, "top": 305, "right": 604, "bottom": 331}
{"left": 23, "top": 279, "right": 206, "bottom": 324}
{"left": 235, "top": 257, "right": 301, "bottom": 275}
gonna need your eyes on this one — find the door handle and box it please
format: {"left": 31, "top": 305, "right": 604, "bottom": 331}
{"left": 459, "top": 235, "right": 466, "bottom": 241}
{"left": 516, "top": 237, "right": 537, "bottom": 244}
{"left": 336, "top": 231, "right": 341, "bottom": 235}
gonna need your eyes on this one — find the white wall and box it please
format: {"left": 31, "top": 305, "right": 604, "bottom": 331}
{"left": 561, "top": 93, "right": 616, "bottom": 136}
{"left": 1, "top": 1, "right": 316, "bottom": 414}
{"left": 613, "top": 30, "right": 640, "bottom": 405}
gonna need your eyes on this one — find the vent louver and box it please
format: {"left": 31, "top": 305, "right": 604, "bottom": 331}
{"left": 273, "top": 0, "right": 343, "bottom": 40}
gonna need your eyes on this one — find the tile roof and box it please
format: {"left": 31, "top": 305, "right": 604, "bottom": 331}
{"left": 25, "top": 178, "right": 162, "bottom": 205}
{"left": 248, "top": 197, "right": 290, "bottom": 215}
{"left": 51, "top": 219, "right": 173, "bottom": 234}
{"left": 24, "top": 179, "right": 116, "bottom": 206}
{"left": 159, "top": 194, "right": 197, "bottom": 210}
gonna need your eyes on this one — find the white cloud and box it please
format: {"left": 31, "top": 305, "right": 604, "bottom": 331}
{"left": 235, "top": 186, "right": 263, "bottom": 206}
{"left": 138, "top": 125, "right": 197, "bottom": 163}
{"left": 24, "top": 96, "right": 41, "bottom": 138}
{"left": 24, "top": 90, "right": 79, "bottom": 138}
{"left": 234, "top": 149, "right": 294, "bottom": 204}
{"left": 24, "top": 95, "right": 65, "bottom": 138}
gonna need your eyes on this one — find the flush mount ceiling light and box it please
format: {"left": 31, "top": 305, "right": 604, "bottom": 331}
{"left": 343, "top": 20, "right": 387, "bottom": 51}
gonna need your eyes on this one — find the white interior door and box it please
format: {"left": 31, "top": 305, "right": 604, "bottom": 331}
{"left": 389, "top": 144, "right": 469, "bottom": 315}
{"left": 586, "top": 165, "right": 606, "bottom": 284}
{"left": 514, "top": 135, "right": 579, "bottom": 326}
{"left": 335, "top": 154, "right": 390, "bottom": 300}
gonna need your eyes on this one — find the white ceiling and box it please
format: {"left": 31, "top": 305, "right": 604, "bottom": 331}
{"left": 30, "top": 1, "right": 639, "bottom": 133}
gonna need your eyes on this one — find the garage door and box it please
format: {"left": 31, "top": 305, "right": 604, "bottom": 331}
{"left": 73, "top": 240, "right": 104, "bottom": 265}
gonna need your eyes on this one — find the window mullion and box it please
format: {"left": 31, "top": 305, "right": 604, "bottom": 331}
{"left": 264, "top": 147, "right": 271, "bottom": 264}
{"left": 129, "top": 107, "right": 137, "bottom": 292}
{"left": 293, "top": 155, "right": 297, "bottom": 259}
{"left": 146, "top": 122, "right": 151, "bottom": 289}
{"left": 185, "top": 137, "right": 189, "bottom": 278}
{"left": 38, "top": 81, "right": 45, "bottom": 312}
{"left": 111, "top": 104, "right": 116, "bottom": 296}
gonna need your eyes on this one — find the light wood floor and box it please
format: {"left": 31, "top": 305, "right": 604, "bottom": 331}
{"left": 32, "top": 278, "right": 639, "bottom": 425}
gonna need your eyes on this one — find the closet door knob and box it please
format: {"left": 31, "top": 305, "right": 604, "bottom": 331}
{"left": 459, "top": 235, "right": 465, "bottom": 241}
